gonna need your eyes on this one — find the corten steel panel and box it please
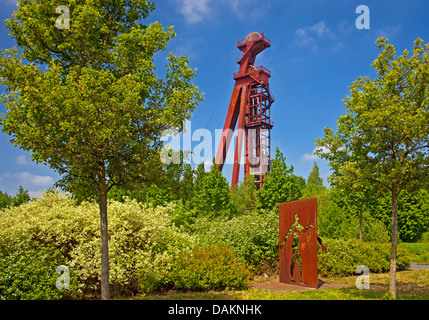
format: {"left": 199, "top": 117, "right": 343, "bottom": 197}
{"left": 279, "top": 198, "right": 320, "bottom": 289}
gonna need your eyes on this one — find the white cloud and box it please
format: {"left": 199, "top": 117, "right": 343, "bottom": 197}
{"left": 192, "top": 159, "right": 212, "bottom": 172}
{"left": 295, "top": 21, "right": 331, "bottom": 47}
{"left": 309, "top": 21, "right": 330, "bottom": 37}
{"left": 173, "top": 0, "right": 261, "bottom": 24}
{"left": 294, "top": 28, "right": 315, "bottom": 47}
{"left": 375, "top": 24, "right": 402, "bottom": 39}
{"left": 15, "top": 172, "right": 54, "bottom": 186}
{"left": 301, "top": 152, "right": 318, "bottom": 161}
{"left": 337, "top": 20, "right": 354, "bottom": 34}
{"left": 294, "top": 21, "right": 344, "bottom": 53}
{"left": 203, "top": 159, "right": 212, "bottom": 172}
{"left": 15, "top": 155, "right": 29, "bottom": 165}
{"left": 301, "top": 147, "right": 329, "bottom": 161}
{"left": 223, "top": 0, "right": 261, "bottom": 21}
{"left": 175, "top": 0, "right": 212, "bottom": 23}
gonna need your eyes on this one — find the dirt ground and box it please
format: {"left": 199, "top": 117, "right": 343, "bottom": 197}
{"left": 248, "top": 274, "right": 350, "bottom": 291}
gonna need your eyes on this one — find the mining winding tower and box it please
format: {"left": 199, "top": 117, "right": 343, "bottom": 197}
{"left": 215, "top": 32, "right": 274, "bottom": 190}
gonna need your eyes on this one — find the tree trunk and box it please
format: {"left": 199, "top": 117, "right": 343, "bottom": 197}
{"left": 389, "top": 186, "right": 399, "bottom": 300}
{"left": 98, "top": 170, "right": 110, "bottom": 300}
{"left": 359, "top": 206, "right": 363, "bottom": 241}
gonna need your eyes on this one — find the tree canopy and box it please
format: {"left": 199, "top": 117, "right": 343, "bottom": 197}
{"left": 315, "top": 37, "right": 429, "bottom": 299}
{"left": 193, "top": 159, "right": 234, "bottom": 218}
{"left": 0, "top": 0, "right": 203, "bottom": 299}
{"left": 0, "top": 186, "right": 31, "bottom": 209}
{"left": 257, "top": 147, "right": 304, "bottom": 210}
{"left": 301, "top": 161, "right": 326, "bottom": 199}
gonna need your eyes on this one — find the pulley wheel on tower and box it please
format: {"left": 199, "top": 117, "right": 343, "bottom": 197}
{"left": 244, "top": 32, "right": 261, "bottom": 43}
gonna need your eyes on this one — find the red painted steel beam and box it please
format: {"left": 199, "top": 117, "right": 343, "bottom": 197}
{"left": 216, "top": 33, "right": 273, "bottom": 190}
{"left": 215, "top": 85, "right": 241, "bottom": 172}
{"left": 231, "top": 86, "right": 247, "bottom": 189}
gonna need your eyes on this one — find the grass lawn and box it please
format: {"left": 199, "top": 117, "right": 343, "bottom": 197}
{"left": 136, "top": 269, "right": 429, "bottom": 300}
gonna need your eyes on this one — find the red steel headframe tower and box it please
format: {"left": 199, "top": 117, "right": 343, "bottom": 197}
{"left": 216, "top": 32, "right": 274, "bottom": 190}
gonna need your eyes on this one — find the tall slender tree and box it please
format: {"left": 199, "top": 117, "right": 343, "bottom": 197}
{"left": 257, "top": 147, "right": 304, "bottom": 211}
{"left": 315, "top": 38, "right": 429, "bottom": 299}
{"left": 0, "top": 1, "right": 203, "bottom": 299}
{"left": 301, "top": 161, "right": 326, "bottom": 199}
{"left": 307, "top": 162, "right": 323, "bottom": 187}
{"left": 193, "top": 158, "right": 234, "bottom": 218}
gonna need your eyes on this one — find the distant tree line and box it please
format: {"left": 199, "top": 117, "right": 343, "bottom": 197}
{"left": 105, "top": 147, "right": 429, "bottom": 243}
{"left": 0, "top": 186, "right": 31, "bottom": 209}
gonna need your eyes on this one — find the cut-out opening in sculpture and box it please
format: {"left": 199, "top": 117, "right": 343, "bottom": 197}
{"left": 279, "top": 199, "right": 328, "bottom": 288}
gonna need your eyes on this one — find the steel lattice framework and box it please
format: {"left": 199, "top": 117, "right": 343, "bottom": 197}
{"left": 216, "top": 32, "right": 274, "bottom": 190}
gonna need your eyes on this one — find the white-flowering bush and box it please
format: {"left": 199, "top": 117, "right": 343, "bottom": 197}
{"left": 0, "top": 191, "right": 196, "bottom": 295}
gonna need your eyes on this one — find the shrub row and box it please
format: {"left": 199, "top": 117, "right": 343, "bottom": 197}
{"left": 0, "top": 192, "right": 250, "bottom": 299}
{"left": 191, "top": 213, "right": 413, "bottom": 277}
{"left": 318, "top": 238, "right": 412, "bottom": 276}
{"left": 0, "top": 234, "right": 68, "bottom": 300}
{"left": 161, "top": 244, "right": 250, "bottom": 291}
{"left": 399, "top": 242, "right": 429, "bottom": 263}
{"left": 0, "top": 191, "right": 197, "bottom": 298}
{"left": 190, "top": 211, "right": 279, "bottom": 271}
{"left": 0, "top": 192, "right": 415, "bottom": 299}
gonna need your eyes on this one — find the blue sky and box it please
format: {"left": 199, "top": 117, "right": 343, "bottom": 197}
{"left": 1, "top": 0, "right": 429, "bottom": 196}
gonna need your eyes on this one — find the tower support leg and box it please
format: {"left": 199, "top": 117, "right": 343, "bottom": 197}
{"left": 231, "top": 86, "right": 248, "bottom": 189}
{"left": 215, "top": 85, "right": 242, "bottom": 171}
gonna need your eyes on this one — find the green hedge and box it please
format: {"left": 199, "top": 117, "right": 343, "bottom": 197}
{"left": 190, "top": 211, "right": 279, "bottom": 270}
{"left": 0, "top": 191, "right": 196, "bottom": 297}
{"left": 399, "top": 242, "right": 429, "bottom": 263}
{"left": 164, "top": 244, "right": 251, "bottom": 291}
{"left": 318, "top": 239, "right": 412, "bottom": 276}
{"left": 0, "top": 234, "right": 70, "bottom": 300}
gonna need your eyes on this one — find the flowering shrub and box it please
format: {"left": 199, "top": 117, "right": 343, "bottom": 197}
{"left": 0, "top": 191, "right": 196, "bottom": 296}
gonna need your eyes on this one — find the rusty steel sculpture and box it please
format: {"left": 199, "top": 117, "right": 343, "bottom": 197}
{"left": 216, "top": 32, "right": 274, "bottom": 190}
{"left": 279, "top": 198, "right": 327, "bottom": 289}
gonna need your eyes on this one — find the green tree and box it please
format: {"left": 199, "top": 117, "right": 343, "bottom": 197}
{"left": 0, "top": 191, "right": 12, "bottom": 210}
{"left": 301, "top": 162, "right": 326, "bottom": 199}
{"left": 144, "top": 183, "right": 171, "bottom": 207}
{"left": 329, "top": 181, "right": 380, "bottom": 241}
{"left": 12, "top": 186, "right": 31, "bottom": 207}
{"left": 307, "top": 162, "right": 323, "bottom": 187}
{"left": 396, "top": 190, "right": 429, "bottom": 242}
{"left": 0, "top": 1, "right": 203, "bottom": 299}
{"left": 257, "top": 147, "right": 304, "bottom": 211}
{"left": 107, "top": 150, "right": 193, "bottom": 206}
{"left": 324, "top": 186, "right": 389, "bottom": 242}
{"left": 317, "top": 190, "right": 357, "bottom": 240}
{"left": 179, "top": 163, "right": 195, "bottom": 206}
{"left": 193, "top": 162, "right": 208, "bottom": 195}
{"left": 230, "top": 174, "right": 257, "bottom": 214}
{"left": 372, "top": 189, "right": 429, "bottom": 242}
{"left": 193, "top": 159, "right": 234, "bottom": 218}
{"left": 315, "top": 38, "right": 429, "bottom": 299}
